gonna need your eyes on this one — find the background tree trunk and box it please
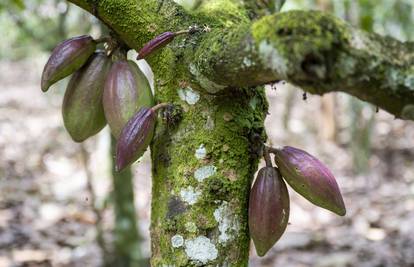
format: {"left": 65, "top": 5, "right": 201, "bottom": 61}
{"left": 110, "top": 136, "right": 144, "bottom": 267}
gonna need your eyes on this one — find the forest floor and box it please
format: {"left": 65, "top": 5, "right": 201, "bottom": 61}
{"left": 1, "top": 59, "right": 414, "bottom": 267}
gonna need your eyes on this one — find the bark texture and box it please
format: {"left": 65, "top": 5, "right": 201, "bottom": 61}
{"left": 66, "top": 0, "right": 414, "bottom": 265}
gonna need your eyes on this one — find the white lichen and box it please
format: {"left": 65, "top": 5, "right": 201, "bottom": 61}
{"left": 184, "top": 236, "right": 218, "bottom": 264}
{"left": 195, "top": 144, "right": 207, "bottom": 160}
{"left": 189, "top": 64, "right": 226, "bottom": 93}
{"left": 258, "top": 40, "right": 288, "bottom": 78}
{"left": 404, "top": 74, "right": 414, "bottom": 89}
{"left": 180, "top": 186, "right": 201, "bottom": 205}
{"left": 171, "top": 235, "right": 184, "bottom": 248}
{"left": 213, "top": 201, "right": 240, "bottom": 243}
{"left": 243, "top": 57, "right": 253, "bottom": 67}
{"left": 350, "top": 29, "right": 368, "bottom": 50}
{"left": 194, "top": 165, "right": 217, "bottom": 182}
{"left": 178, "top": 87, "right": 200, "bottom": 105}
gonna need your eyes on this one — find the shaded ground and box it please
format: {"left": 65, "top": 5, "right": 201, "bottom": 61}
{"left": 0, "top": 59, "right": 413, "bottom": 267}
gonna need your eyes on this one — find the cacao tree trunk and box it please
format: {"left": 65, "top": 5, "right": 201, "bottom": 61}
{"left": 150, "top": 86, "right": 267, "bottom": 265}
{"left": 66, "top": 0, "right": 414, "bottom": 265}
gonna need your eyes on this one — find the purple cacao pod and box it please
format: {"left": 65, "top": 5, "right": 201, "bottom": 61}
{"left": 103, "top": 60, "right": 154, "bottom": 138}
{"left": 116, "top": 107, "right": 156, "bottom": 171}
{"left": 249, "top": 167, "right": 290, "bottom": 257}
{"left": 62, "top": 51, "right": 112, "bottom": 142}
{"left": 137, "top": 32, "right": 176, "bottom": 59}
{"left": 41, "top": 35, "right": 96, "bottom": 92}
{"left": 274, "top": 146, "right": 346, "bottom": 216}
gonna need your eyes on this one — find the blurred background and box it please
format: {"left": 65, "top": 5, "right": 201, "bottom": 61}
{"left": 1, "top": 0, "right": 414, "bottom": 266}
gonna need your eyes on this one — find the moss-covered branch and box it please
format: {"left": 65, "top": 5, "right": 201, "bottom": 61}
{"left": 69, "top": 0, "right": 414, "bottom": 119}
{"left": 188, "top": 11, "right": 414, "bottom": 119}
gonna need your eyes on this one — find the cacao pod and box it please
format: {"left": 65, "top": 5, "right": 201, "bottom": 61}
{"left": 137, "top": 32, "right": 176, "bottom": 60}
{"left": 103, "top": 59, "right": 154, "bottom": 138}
{"left": 249, "top": 167, "right": 290, "bottom": 257}
{"left": 41, "top": 35, "right": 96, "bottom": 92}
{"left": 116, "top": 107, "right": 156, "bottom": 171}
{"left": 62, "top": 51, "right": 112, "bottom": 142}
{"left": 273, "top": 146, "right": 346, "bottom": 216}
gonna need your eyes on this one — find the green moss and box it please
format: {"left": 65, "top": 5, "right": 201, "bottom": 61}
{"left": 149, "top": 80, "right": 267, "bottom": 265}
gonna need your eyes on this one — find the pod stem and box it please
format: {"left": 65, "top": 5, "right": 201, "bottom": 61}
{"left": 95, "top": 36, "right": 111, "bottom": 44}
{"left": 263, "top": 146, "right": 273, "bottom": 167}
{"left": 175, "top": 25, "right": 201, "bottom": 36}
{"left": 174, "top": 30, "right": 190, "bottom": 36}
{"left": 152, "top": 103, "right": 170, "bottom": 112}
{"left": 266, "top": 146, "right": 279, "bottom": 155}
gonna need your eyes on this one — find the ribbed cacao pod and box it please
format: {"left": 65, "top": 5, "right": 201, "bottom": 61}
{"left": 273, "top": 146, "right": 346, "bottom": 216}
{"left": 41, "top": 35, "right": 96, "bottom": 92}
{"left": 249, "top": 167, "right": 290, "bottom": 257}
{"left": 62, "top": 51, "right": 112, "bottom": 142}
{"left": 116, "top": 107, "right": 156, "bottom": 171}
{"left": 103, "top": 60, "right": 154, "bottom": 138}
{"left": 137, "top": 32, "right": 176, "bottom": 60}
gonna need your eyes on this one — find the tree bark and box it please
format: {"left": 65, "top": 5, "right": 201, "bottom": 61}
{"left": 66, "top": 0, "right": 414, "bottom": 265}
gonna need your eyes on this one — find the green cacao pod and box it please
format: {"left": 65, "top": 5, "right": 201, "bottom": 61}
{"left": 116, "top": 107, "right": 156, "bottom": 171}
{"left": 103, "top": 59, "right": 154, "bottom": 138}
{"left": 274, "top": 146, "right": 346, "bottom": 216}
{"left": 41, "top": 35, "right": 96, "bottom": 92}
{"left": 62, "top": 51, "right": 112, "bottom": 142}
{"left": 249, "top": 167, "right": 290, "bottom": 257}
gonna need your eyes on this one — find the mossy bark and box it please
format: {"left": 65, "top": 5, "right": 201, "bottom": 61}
{"left": 66, "top": 0, "right": 414, "bottom": 265}
{"left": 150, "top": 84, "right": 267, "bottom": 265}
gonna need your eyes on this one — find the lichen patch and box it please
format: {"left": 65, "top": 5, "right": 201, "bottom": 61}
{"left": 195, "top": 144, "right": 207, "bottom": 159}
{"left": 258, "top": 40, "right": 288, "bottom": 78}
{"left": 178, "top": 87, "right": 200, "bottom": 105}
{"left": 194, "top": 165, "right": 217, "bottom": 182}
{"left": 214, "top": 201, "right": 240, "bottom": 243}
{"left": 243, "top": 57, "right": 253, "bottom": 67}
{"left": 189, "top": 63, "right": 226, "bottom": 93}
{"left": 349, "top": 29, "right": 368, "bottom": 50}
{"left": 184, "top": 236, "right": 218, "bottom": 264}
{"left": 180, "top": 186, "right": 201, "bottom": 205}
{"left": 171, "top": 235, "right": 184, "bottom": 248}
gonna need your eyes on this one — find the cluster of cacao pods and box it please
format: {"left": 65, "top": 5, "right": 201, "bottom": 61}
{"left": 249, "top": 146, "right": 345, "bottom": 256}
{"left": 41, "top": 34, "right": 167, "bottom": 171}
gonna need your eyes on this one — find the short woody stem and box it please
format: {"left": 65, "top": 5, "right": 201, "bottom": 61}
{"left": 174, "top": 29, "right": 190, "bottom": 36}
{"left": 263, "top": 146, "right": 273, "bottom": 167}
{"left": 94, "top": 36, "right": 111, "bottom": 43}
{"left": 152, "top": 103, "right": 170, "bottom": 112}
{"left": 266, "top": 146, "right": 279, "bottom": 155}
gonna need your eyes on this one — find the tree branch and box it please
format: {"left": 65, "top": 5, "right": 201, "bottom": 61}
{"left": 67, "top": 0, "right": 414, "bottom": 119}
{"left": 187, "top": 11, "right": 414, "bottom": 119}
